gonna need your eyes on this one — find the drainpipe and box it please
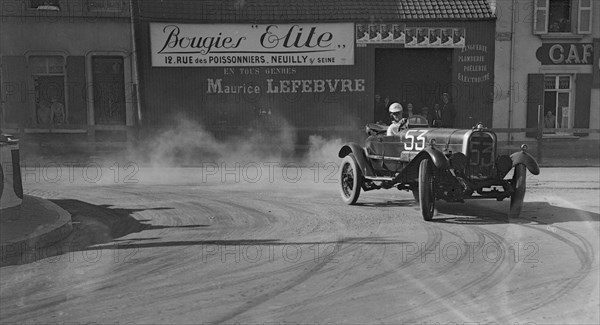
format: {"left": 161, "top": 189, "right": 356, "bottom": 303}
{"left": 129, "top": 0, "right": 142, "bottom": 126}
{"left": 508, "top": 0, "right": 517, "bottom": 145}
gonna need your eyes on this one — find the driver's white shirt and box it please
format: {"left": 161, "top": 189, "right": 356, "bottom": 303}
{"left": 387, "top": 121, "right": 402, "bottom": 136}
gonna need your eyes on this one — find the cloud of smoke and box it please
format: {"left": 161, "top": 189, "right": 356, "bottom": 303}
{"left": 304, "top": 135, "right": 344, "bottom": 166}
{"left": 134, "top": 113, "right": 298, "bottom": 167}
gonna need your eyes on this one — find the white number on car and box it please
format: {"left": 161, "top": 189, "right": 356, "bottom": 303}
{"left": 404, "top": 130, "right": 429, "bottom": 151}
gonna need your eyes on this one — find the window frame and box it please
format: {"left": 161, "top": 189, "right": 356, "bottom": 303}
{"left": 27, "top": 54, "right": 69, "bottom": 127}
{"left": 28, "top": 0, "right": 61, "bottom": 11}
{"left": 85, "top": 0, "right": 125, "bottom": 13}
{"left": 543, "top": 74, "right": 573, "bottom": 133}
{"left": 533, "top": 0, "right": 594, "bottom": 35}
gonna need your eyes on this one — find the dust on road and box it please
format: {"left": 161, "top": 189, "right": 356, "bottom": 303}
{"left": 1, "top": 166, "right": 598, "bottom": 324}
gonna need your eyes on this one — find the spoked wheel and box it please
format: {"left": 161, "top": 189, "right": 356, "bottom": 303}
{"left": 340, "top": 154, "right": 363, "bottom": 205}
{"left": 419, "top": 159, "right": 436, "bottom": 221}
{"left": 510, "top": 164, "right": 527, "bottom": 218}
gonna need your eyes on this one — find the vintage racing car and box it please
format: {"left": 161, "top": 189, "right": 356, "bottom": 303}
{"left": 338, "top": 116, "right": 540, "bottom": 221}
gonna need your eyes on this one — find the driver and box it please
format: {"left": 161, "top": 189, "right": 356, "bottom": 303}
{"left": 387, "top": 102, "right": 409, "bottom": 136}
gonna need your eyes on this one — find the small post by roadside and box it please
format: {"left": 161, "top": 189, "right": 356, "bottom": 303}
{"left": 536, "top": 104, "right": 544, "bottom": 164}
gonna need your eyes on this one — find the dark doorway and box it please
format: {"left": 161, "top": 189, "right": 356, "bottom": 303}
{"left": 374, "top": 48, "right": 452, "bottom": 122}
{"left": 92, "top": 56, "right": 126, "bottom": 125}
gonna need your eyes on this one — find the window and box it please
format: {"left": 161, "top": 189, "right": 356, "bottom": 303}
{"left": 29, "top": 56, "right": 67, "bottom": 126}
{"left": 86, "top": 0, "right": 124, "bottom": 12}
{"left": 543, "top": 75, "right": 572, "bottom": 133}
{"left": 548, "top": 0, "right": 571, "bottom": 32}
{"left": 29, "top": 0, "right": 60, "bottom": 10}
{"left": 534, "top": 0, "right": 593, "bottom": 34}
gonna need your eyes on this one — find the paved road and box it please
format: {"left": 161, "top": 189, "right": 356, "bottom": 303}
{"left": 1, "top": 164, "right": 598, "bottom": 324}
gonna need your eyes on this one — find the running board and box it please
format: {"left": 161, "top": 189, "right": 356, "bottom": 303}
{"left": 364, "top": 176, "right": 395, "bottom": 181}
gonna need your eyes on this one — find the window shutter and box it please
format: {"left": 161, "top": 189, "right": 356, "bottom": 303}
{"left": 526, "top": 74, "right": 545, "bottom": 138}
{"left": 578, "top": 0, "right": 593, "bottom": 34}
{"left": 534, "top": 0, "right": 549, "bottom": 34}
{"left": 2, "top": 56, "right": 28, "bottom": 125}
{"left": 574, "top": 74, "right": 593, "bottom": 136}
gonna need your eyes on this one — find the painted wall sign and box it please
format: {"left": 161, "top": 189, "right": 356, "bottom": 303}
{"left": 535, "top": 43, "right": 594, "bottom": 65}
{"left": 150, "top": 23, "right": 354, "bottom": 67}
{"left": 203, "top": 67, "right": 365, "bottom": 96}
{"left": 457, "top": 44, "right": 491, "bottom": 83}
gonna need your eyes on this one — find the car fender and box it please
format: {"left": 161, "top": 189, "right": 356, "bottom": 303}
{"left": 338, "top": 143, "right": 377, "bottom": 178}
{"left": 510, "top": 151, "right": 540, "bottom": 175}
{"left": 408, "top": 147, "right": 450, "bottom": 171}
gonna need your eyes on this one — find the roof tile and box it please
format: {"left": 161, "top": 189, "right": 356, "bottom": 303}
{"left": 138, "top": 0, "right": 494, "bottom": 22}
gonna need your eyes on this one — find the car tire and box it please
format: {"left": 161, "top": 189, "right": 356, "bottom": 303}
{"left": 412, "top": 188, "right": 419, "bottom": 203}
{"left": 340, "top": 154, "right": 363, "bottom": 205}
{"left": 510, "top": 164, "right": 526, "bottom": 218}
{"left": 340, "top": 154, "right": 364, "bottom": 205}
{"left": 419, "top": 159, "right": 435, "bottom": 221}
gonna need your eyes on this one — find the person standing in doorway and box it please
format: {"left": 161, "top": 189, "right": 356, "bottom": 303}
{"left": 439, "top": 93, "right": 456, "bottom": 127}
{"left": 374, "top": 94, "right": 387, "bottom": 122}
{"left": 50, "top": 96, "right": 65, "bottom": 125}
{"left": 405, "top": 102, "right": 415, "bottom": 118}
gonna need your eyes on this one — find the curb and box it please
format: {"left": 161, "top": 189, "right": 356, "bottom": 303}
{"left": 0, "top": 195, "right": 73, "bottom": 266}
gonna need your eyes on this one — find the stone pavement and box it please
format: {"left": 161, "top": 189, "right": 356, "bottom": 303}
{"left": 0, "top": 195, "right": 72, "bottom": 266}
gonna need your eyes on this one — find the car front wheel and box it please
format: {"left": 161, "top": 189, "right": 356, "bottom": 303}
{"left": 340, "top": 154, "right": 363, "bottom": 205}
{"left": 419, "top": 159, "right": 435, "bottom": 221}
{"left": 510, "top": 164, "right": 527, "bottom": 218}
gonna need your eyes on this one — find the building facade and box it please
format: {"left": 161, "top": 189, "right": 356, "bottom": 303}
{"left": 0, "top": 0, "right": 137, "bottom": 147}
{"left": 2, "top": 0, "right": 499, "bottom": 152}
{"left": 494, "top": 0, "right": 599, "bottom": 145}
{"left": 134, "top": 0, "right": 496, "bottom": 144}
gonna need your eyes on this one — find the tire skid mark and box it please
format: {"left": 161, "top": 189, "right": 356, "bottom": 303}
{"left": 178, "top": 194, "right": 368, "bottom": 298}
{"left": 282, "top": 222, "right": 443, "bottom": 312}
{"left": 383, "top": 225, "right": 517, "bottom": 321}
{"left": 166, "top": 196, "right": 354, "bottom": 298}
{"left": 279, "top": 234, "right": 394, "bottom": 316}
{"left": 211, "top": 240, "right": 344, "bottom": 323}
{"left": 505, "top": 223, "right": 595, "bottom": 320}
{"left": 288, "top": 225, "right": 471, "bottom": 319}
{"left": 165, "top": 241, "right": 366, "bottom": 307}
{"left": 431, "top": 227, "right": 482, "bottom": 276}
{"left": 341, "top": 222, "right": 442, "bottom": 290}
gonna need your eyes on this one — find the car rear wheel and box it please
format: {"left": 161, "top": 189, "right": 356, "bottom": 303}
{"left": 510, "top": 164, "right": 527, "bottom": 218}
{"left": 340, "top": 154, "right": 363, "bottom": 205}
{"left": 419, "top": 159, "right": 435, "bottom": 221}
{"left": 411, "top": 187, "right": 419, "bottom": 203}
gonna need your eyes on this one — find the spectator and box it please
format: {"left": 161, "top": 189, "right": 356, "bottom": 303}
{"left": 50, "top": 96, "right": 65, "bottom": 125}
{"left": 405, "top": 102, "right": 415, "bottom": 118}
{"left": 420, "top": 106, "right": 431, "bottom": 126}
{"left": 439, "top": 93, "right": 456, "bottom": 127}
{"left": 545, "top": 110, "right": 556, "bottom": 128}
{"left": 374, "top": 93, "right": 387, "bottom": 122}
{"left": 37, "top": 100, "right": 52, "bottom": 124}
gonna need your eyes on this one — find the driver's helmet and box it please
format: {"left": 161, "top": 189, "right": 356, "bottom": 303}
{"left": 389, "top": 102, "right": 403, "bottom": 113}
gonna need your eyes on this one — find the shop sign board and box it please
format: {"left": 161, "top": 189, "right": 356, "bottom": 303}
{"left": 536, "top": 43, "right": 594, "bottom": 65}
{"left": 150, "top": 23, "right": 354, "bottom": 67}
